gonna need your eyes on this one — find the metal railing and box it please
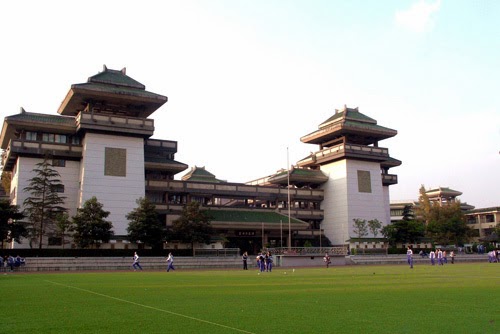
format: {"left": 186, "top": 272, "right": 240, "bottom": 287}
{"left": 267, "top": 246, "right": 348, "bottom": 256}
{"left": 193, "top": 248, "right": 240, "bottom": 257}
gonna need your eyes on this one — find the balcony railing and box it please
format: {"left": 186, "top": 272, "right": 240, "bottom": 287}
{"left": 76, "top": 112, "right": 154, "bottom": 136}
{"left": 2, "top": 139, "right": 83, "bottom": 169}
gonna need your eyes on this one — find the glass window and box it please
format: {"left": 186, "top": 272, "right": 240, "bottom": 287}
{"left": 55, "top": 134, "right": 67, "bottom": 143}
{"left": 26, "top": 131, "right": 37, "bottom": 141}
{"left": 51, "top": 184, "right": 64, "bottom": 193}
{"left": 42, "top": 133, "right": 55, "bottom": 142}
{"left": 52, "top": 159, "right": 66, "bottom": 167}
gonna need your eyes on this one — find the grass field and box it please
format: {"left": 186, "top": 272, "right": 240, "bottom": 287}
{"left": 1, "top": 263, "right": 498, "bottom": 333}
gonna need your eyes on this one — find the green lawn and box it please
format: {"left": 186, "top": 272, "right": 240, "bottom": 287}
{"left": 1, "top": 263, "right": 498, "bottom": 333}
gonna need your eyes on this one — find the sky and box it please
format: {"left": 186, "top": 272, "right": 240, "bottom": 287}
{"left": 1, "top": 0, "right": 499, "bottom": 208}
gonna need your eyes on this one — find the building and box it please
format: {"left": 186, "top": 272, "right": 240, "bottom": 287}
{"left": 390, "top": 187, "right": 499, "bottom": 243}
{"left": 1, "top": 67, "right": 401, "bottom": 252}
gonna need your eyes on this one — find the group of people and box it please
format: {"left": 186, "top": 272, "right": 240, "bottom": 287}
{"left": 407, "top": 247, "right": 457, "bottom": 268}
{"left": 428, "top": 249, "right": 454, "bottom": 265}
{"left": 252, "top": 251, "right": 273, "bottom": 272}
{"left": 0, "top": 255, "right": 26, "bottom": 271}
{"left": 131, "top": 252, "right": 175, "bottom": 272}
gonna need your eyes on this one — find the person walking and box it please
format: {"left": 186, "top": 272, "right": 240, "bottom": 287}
{"left": 242, "top": 252, "right": 248, "bottom": 270}
{"left": 323, "top": 253, "right": 331, "bottom": 268}
{"left": 406, "top": 246, "right": 414, "bottom": 269}
{"left": 450, "top": 251, "right": 455, "bottom": 264}
{"left": 166, "top": 252, "right": 175, "bottom": 272}
{"left": 266, "top": 251, "right": 273, "bottom": 272}
{"left": 429, "top": 249, "right": 436, "bottom": 265}
{"left": 437, "top": 249, "right": 444, "bottom": 265}
{"left": 132, "top": 252, "right": 143, "bottom": 271}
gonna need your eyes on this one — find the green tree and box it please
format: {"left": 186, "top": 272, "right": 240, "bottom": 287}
{"left": 55, "top": 212, "right": 72, "bottom": 249}
{"left": 72, "top": 197, "right": 113, "bottom": 249}
{"left": 1, "top": 170, "right": 12, "bottom": 194}
{"left": 425, "top": 201, "right": 471, "bottom": 246}
{"left": 171, "top": 201, "right": 214, "bottom": 255}
{"left": 367, "top": 219, "right": 382, "bottom": 237}
{"left": 0, "top": 199, "right": 27, "bottom": 248}
{"left": 353, "top": 219, "right": 368, "bottom": 239}
{"left": 23, "top": 159, "right": 66, "bottom": 249}
{"left": 127, "top": 197, "right": 167, "bottom": 250}
{"left": 381, "top": 220, "right": 425, "bottom": 246}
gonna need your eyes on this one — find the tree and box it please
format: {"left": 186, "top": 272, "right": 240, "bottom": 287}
{"left": 353, "top": 219, "right": 368, "bottom": 239}
{"left": 23, "top": 159, "right": 66, "bottom": 249}
{"left": 425, "top": 201, "right": 471, "bottom": 246}
{"left": 381, "top": 220, "right": 425, "bottom": 246}
{"left": 127, "top": 197, "right": 167, "bottom": 250}
{"left": 72, "top": 197, "right": 113, "bottom": 249}
{"left": 55, "top": 212, "right": 72, "bottom": 249}
{"left": 367, "top": 219, "right": 382, "bottom": 237}
{"left": 1, "top": 170, "right": 12, "bottom": 194}
{"left": 0, "top": 199, "right": 27, "bottom": 248}
{"left": 171, "top": 201, "right": 214, "bottom": 255}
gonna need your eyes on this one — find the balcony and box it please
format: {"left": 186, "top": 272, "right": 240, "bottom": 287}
{"left": 382, "top": 173, "right": 398, "bottom": 186}
{"left": 2, "top": 139, "right": 83, "bottom": 170}
{"left": 76, "top": 112, "right": 154, "bottom": 137}
{"left": 298, "top": 143, "right": 390, "bottom": 167}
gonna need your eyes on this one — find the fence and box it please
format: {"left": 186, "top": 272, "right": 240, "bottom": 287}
{"left": 192, "top": 248, "right": 240, "bottom": 257}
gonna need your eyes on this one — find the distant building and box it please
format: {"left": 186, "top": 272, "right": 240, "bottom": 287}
{"left": 390, "top": 187, "right": 498, "bottom": 243}
{"left": 1, "top": 67, "right": 400, "bottom": 252}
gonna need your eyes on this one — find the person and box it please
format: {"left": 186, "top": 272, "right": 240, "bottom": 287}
{"left": 406, "top": 246, "right": 413, "bottom": 269}
{"left": 323, "top": 253, "right": 331, "bottom": 268}
{"left": 258, "top": 252, "right": 265, "bottom": 272}
{"left": 0, "top": 256, "right": 3, "bottom": 271}
{"left": 429, "top": 249, "right": 436, "bottom": 265}
{"left": 437, "top": 249, "right": 444, "bottom": 265}
{"left": 7, "top": 255, "right": 15, "bottom": 271}
{"left": 132, "top": 252, "right": 143, "bottom": 271}
{"left": 442, "top": 250, "right": 448, "bottom": 264}
{"left": 166, "top": 252, "right": 175, "bottom": 272}
{"left": 242, "top": 252, "right": 248, "bottom": 270}
{"left": 450, "top": 251, "right": 455, "bottom": 264}
{"left": 266, "top": 251, "right": 273, "bottom": 272}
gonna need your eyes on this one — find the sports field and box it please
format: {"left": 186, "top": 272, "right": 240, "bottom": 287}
{"left": 1, "top": 263, "right": 498, "bottom": 333}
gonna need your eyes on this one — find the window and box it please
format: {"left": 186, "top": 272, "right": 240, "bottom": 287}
{"left": 55, "top": 134, "right": 67, "bottom": 143}
{"left": 71, "top": 136, "right": 81, "bottom": 145}
{"left": 42, "top": 133, "right": 55, "bottom": 142}
{"left": 52, "top": 159, "right": 66, "bottom": 167}
{"left": 48, "top": 237, "right": 62, "bottom": 246}
{"left": 26, "top": 131, "right": 37, "bottom": 141}
{"left": 51, "top": 184, "right": 65, "bottom": 193}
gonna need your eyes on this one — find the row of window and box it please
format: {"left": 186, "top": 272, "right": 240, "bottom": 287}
{"left": 25, "top": 131, "right": 81, "bottom": 145}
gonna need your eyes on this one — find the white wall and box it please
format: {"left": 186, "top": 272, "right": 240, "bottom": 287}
{"left": 320, "top": 159, "right": 389, "bottom": 245}
{"left": 79, "top": 133, "right": 145, "bottom": 236}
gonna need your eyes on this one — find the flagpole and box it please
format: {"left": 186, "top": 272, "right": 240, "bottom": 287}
{"left": 287, "top": 147, "right": 291, "bottom": 251}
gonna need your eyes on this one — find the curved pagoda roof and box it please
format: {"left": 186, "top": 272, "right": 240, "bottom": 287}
{"left": 267, "top": 167, "right": 328, "bottom": 187}
{"left": 58, "top": 66, "right": 168, "bottom": 118}
{"left": 181, "top": 166, "right": 226, "bottom": 183}
{"left": 301, "top": 105, "right": 397, "bottom": 146}
{"left": 426, "top": 187, "right": 462, "bottom": 199}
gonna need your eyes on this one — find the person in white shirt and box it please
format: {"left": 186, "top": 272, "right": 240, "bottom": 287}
{"left": 429, "top": 250, "right": 436, "bottom": 265}
{"left": 437, "top": 249, "right": 444, "bottom": 265}
{"left": 132, "top": 252, "right": 143, "bottom": 271}
{"left": 166, "top": 252, "right": 175, "bottom": 272}
{"left": 406, "top": 246, "right": 413, "bottom": 269}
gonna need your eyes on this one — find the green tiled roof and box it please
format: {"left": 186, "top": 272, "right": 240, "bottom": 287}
{"left": 205, "top": 210, "right": 308, "bottom": 226}
{"left": 320, "top": 106, "right": 376, "bottom": 128}
{"left": 89, "top": 67, "right": 145, "bottom": 89}
{"left": 71, "top": 83, "right": 165, "bottom": 100}
{"left": 182, "top": 166, "right": 225, "bottom": 183}
{"left": 6, "top": 112, "right": 75, "bottom": 125}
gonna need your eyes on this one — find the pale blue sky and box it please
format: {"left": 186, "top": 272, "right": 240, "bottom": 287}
{"left": 1, "top": 0, "right": 499, "bottom": 208}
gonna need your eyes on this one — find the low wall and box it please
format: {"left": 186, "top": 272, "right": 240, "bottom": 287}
{"left": 348, "top": 253, "right": 491, "bottom": 265}
{"left": 3, "top": 256, "right": 244, "bottom": 272}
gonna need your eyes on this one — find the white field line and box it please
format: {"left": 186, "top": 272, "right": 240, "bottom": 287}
{"left": 44, "top": 280, "right": 256, "bottom": 334}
